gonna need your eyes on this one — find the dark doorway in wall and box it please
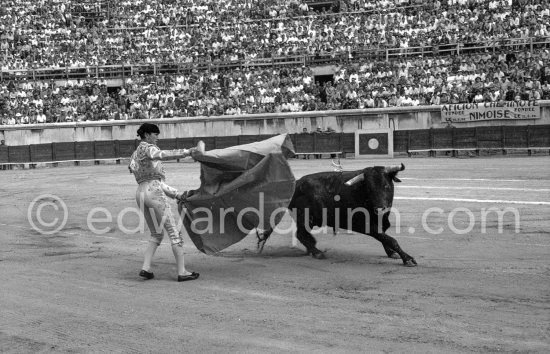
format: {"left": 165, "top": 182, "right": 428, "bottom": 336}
{"left": 107, "top": 86, "right": 119, "bottom": 98}
{"left": 314, "top": 74, "right": 334, "bottom": 86}
{"left": 314, "top": 75, "right": 334, "bottom": 103}
{"left": 307, "top": 1, "right": 339, "bottom": 13}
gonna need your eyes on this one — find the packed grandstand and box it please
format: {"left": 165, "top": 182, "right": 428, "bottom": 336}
{"left": 0, "top": 0, "right": 549, "bottom": 124}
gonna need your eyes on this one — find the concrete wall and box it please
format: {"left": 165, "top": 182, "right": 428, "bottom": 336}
{"left": 1, "top": 101, "right": 549, "bottom": 145}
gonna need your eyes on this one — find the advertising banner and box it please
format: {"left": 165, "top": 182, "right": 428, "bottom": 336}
{"left": 441, "top": 101, "right": 540, "bottom": 123}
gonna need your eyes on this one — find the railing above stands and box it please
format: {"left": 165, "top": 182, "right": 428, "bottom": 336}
{"left": 1, "top": 36, "right": 548, "bottom": 81}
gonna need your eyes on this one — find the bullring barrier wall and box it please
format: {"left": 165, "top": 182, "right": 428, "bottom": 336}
{"left": 2, "top": 126, "right": 549, "bottom": 166}
{"left": 1, "top": 102, "right": 549, "bottom": 165}
{"left": 1, "top": 101, "right": 549, "bottom": 146}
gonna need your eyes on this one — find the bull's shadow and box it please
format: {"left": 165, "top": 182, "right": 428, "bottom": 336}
{"left": 217, "top": 246, "right": 307, "bottom": 259}
{"left": 257, "top": 164, "right": 417, "bottom": 267}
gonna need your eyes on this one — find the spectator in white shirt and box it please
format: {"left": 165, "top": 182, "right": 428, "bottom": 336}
{"left": 36, "top": 111, "right": 47, "bottom": 124}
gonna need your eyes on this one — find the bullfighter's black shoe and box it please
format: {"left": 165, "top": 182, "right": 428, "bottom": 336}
{"left": 177, "top": 272, "right": 199, "bottom": 282}
{"left": 139, "top": 270, "right": 154, "bottom": 280}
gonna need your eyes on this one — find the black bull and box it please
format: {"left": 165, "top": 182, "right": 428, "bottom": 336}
{"left": 258, "top": 163, "right": 417, "bottom": 266}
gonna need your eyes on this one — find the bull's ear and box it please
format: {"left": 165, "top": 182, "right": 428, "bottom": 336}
{"left": 392, "top": 176, "right": 402, "bottom": 183}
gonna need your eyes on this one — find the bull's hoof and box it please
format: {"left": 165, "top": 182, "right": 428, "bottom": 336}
{"left": 403, "top": 258, "right": 417, "bottom": 267}
{"left": 311, "top": 251, "right": 326, "bottom": 260}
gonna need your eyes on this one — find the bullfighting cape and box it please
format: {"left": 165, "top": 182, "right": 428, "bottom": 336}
{"left": 179, "top": 134, "right": 296, "bottom": 254}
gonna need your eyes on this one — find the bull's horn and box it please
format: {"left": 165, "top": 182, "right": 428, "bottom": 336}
{"left": 384, "top": 163, "right": 405, "bottom": 174}
{"left": 345, "top": 173, "right": 364, "bottom": 186}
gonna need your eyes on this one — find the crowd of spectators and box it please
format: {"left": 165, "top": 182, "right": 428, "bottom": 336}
{"left": 0, "top": 0, "right": 549, "bottom": 125}
{"left": 0, "top": 0, "right": 549, "bottom": 70}
{"left": 2, "top": 48, "right": 549, "bottom": 125}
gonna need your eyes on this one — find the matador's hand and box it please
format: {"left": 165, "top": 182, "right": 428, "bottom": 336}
{"left": 190, "top": 140, "right": 205, "bottom": 160}
{"left": 176, "top": 190, "right": 189, "bottom": 203}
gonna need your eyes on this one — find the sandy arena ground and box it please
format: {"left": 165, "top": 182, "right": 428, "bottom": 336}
{"left": 0, "top": 155, "right": 549, "bottom": 353}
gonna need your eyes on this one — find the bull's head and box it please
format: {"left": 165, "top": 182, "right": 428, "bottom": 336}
{"left": 344, "top": 163, "right": 405, "bottom": 213}
{"left": 345, "top": 163, "right": 405, "bottom": 186}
